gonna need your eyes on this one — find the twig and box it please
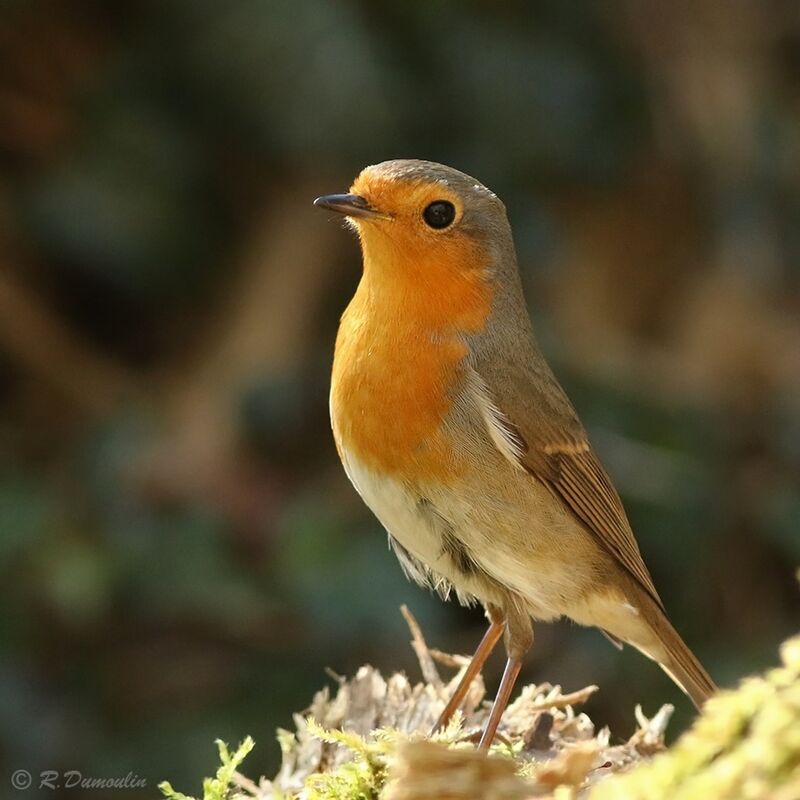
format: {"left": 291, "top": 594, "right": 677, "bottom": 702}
{"left": 429, "top": 649, "right": 470, "bottom": 669}
{"left": 527, "top": 684, "right": 598, "bottom": 711}
{"left": 324, "top": 667, "right": 346, "bottom": 685}
{"left": 631, "top": 703, "right": 674, "bottom": 755}
{"left": 232, "top": 771, "right": 261, "bottom": 797}
{"left": 400, "top": 605, "right": 442, "bottom": 688}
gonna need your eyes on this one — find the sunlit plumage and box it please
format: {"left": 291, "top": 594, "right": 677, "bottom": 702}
{"left": 316, "top": 159, "right": 716, "bottom": 749}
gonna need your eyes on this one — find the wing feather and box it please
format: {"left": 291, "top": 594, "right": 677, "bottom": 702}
{"left": 466, "top": 363, "right": 663, "bottom": 611}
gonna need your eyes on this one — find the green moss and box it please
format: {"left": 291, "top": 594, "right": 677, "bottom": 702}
{"left": 159, "top": 737, "right": 255, "bottom": 800}
{"left": 589, "top": 635, "right": 800, "bottom": 800}
{"left": 301, "top": 720, "right": 390, "bottom": 800}
{"left": 159, "top": 634, "right": 799, "bottom": 799}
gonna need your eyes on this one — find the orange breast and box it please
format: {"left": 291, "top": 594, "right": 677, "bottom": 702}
{"left": 331, "top": 242, "right": 492, "bottom": 484}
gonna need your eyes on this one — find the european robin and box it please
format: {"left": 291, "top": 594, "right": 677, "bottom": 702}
{"left": 314, "top": 160, "right": 716, "bottom": 749}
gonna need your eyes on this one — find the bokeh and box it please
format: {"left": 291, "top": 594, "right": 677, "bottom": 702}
{"left": 1, "top": 1, "right": 798, "bottom": 796}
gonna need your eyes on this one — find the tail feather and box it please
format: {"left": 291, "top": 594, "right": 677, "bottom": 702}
{"left": 630, "top": 587, "right": 717, "bottom": 709}
{"left": 654, "top": 612, "right": 717, "bottom": 709}
{"left": 576, "top": 580, "right": 717, "bottom": 709}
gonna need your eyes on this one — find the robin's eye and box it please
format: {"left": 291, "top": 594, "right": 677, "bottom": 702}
{"left": 423, "top": 200, "right": 456, "bottom": 229}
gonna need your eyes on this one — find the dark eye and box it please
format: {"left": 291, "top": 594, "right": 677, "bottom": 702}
{"left": 423, "top": 200, "right": 456, "bottom": 229}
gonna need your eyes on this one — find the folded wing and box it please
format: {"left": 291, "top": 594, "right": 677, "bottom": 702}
{"left": 465, "top": 363, "right": 663, "bottom": 611}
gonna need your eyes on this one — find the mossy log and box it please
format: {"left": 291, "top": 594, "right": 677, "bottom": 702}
{"left": 160, "top": 608, "right": 799, "bottom": 800}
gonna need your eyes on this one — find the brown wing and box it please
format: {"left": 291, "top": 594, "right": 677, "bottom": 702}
{"left": 468, "top": 363, "right": 664, "bottom": 611}
{"left": 523, "top": 441, "right": 663, "bottom": 610}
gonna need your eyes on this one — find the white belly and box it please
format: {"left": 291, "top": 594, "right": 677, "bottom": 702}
{"left": 339, "top": 445, "right": 457, "bottom": 583}
{"left": 337, "top": 444, "right": 563, "bottom": 615}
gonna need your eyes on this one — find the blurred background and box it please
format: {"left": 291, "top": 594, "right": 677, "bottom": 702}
{"left": 1, "top": 0, "right": 799, "bottom": 795}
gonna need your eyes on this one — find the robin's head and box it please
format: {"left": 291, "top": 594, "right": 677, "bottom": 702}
{"left": 314, "top": 160, "right": 515, "bottom": 287}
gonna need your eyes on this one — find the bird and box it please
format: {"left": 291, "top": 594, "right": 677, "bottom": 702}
{"left": 314, "top": 159, "right": 717, "bottom": 749}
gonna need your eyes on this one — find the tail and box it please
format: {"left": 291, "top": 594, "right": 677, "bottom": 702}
{"left": 635, "top": 594, "right": 717, "bottom": 710}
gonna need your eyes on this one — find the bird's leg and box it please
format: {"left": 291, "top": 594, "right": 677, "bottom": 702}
{"left": 477, "top": 656, "right": 522, "bottom": 750}
{"left": 431, "top": 613, "right": 505, "bottom": 734}
{"left": 477, "top": 608, "right": 532, "bottom": 750}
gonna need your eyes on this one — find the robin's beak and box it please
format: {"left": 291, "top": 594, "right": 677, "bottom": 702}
{"left": 313, "top": 193, "right": 391, "bottom": 221}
